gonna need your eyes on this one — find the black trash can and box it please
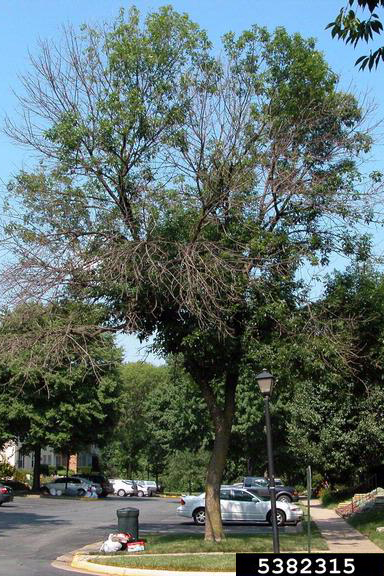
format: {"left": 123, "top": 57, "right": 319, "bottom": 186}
{"left": 117, "top": 507, "right": 139, "bottom": 540}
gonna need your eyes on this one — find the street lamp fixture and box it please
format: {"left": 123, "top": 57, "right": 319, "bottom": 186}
{"left": 256, "top": 369, "right": 280, "bottom": 554}
{"left": 256, "top": 369, "right": 275, "bottom": 397}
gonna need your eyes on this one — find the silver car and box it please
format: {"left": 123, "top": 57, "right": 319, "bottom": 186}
{"left": 41, "top": 476, "right": 102, "bottom": 497}
{"left": 177, "top": 486, "right": 303, "bottom": 526}
{"left": 135, "top": 480, "right": 158, "bottom": 497}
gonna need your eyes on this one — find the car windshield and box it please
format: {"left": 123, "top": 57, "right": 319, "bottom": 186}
{"left": 256, "top": 494, "right": 270, "bottom": 501}
{"left": 253, "top": 478, "right": 268, "bottom": 487}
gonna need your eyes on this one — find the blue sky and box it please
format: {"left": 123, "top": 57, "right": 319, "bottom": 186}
{"left": 1, "top": 0, "right": 383, "bottom": 363}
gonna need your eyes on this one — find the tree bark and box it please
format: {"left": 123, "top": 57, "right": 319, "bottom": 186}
{"left": 32, "top": 446, "right": 41, "bottom": 491}
{"left": 202, "top": 368, "right": 238, "bottom": 542}
{"left": 204, "top": 415, "right": 233, "bottom": 541}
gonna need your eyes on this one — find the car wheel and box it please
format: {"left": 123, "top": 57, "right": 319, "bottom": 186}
{"left": 77, "top": 488, "right": 86, "bottom": 497}
{"left": 0, "top": 502, "right": 3, "bottom": 506}
{"left": 137, "top": 490, "right": 144, "bottom": 497}
{"left": 268, "top": 510, "right": 286, "bottom": 526}
{"left": 193, "top": 508, "right": 206, "bottom": 526}
{"left": 277, "top": 494, "right": 292, "bottom": 503}
{"left": 117, "top": 489, "right": 127, "bottom": 497}
{"left": 41, "top": 487, "right": 49, "bottom": 495}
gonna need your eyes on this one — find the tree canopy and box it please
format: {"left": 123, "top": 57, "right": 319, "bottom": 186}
{"left": 328, "top": 1, "right": 384, "bottom": 69}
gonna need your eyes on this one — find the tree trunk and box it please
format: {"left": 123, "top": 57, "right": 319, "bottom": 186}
{"left": 204, "top": 414, "right": 234, "bottom": 541}
{"left": 32, "top": 446, "right": 41, "bottom": 491}
{"left": 202, "top": 368, "right": 238, "bottom": 542}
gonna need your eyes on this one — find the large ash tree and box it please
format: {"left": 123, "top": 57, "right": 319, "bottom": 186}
{"left": 2, "top": 7, "right": 382, "bottom": 540}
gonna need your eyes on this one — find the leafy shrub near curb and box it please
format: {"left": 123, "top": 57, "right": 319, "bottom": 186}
{"left": 320, "top": 486, "right": 354, "bottom": 508}
{"left": 0, "top": 458, "right": 16, "bottom": 479}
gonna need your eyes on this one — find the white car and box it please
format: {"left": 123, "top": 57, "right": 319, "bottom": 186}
{"left": 41, "top": 476, "right": 102, "bottom": 497}
{"left": 110, "top": 479, "right": 138, "bottom": 497}
{"left": 135, "top": 480, "right": 158, "bottom": 497}
{"left": 177, "top": 486, "right": 303, "bottom": 526}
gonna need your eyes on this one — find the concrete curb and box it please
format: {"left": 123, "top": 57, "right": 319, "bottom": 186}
{"left": 55, "top": 542, "right": 332, "bottom": 576}
{"left": 71, "top": 553, "right": 235, "bottom": 576}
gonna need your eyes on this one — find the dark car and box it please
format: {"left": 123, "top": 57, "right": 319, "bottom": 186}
{"left": 243, "top": 476, "right": 299, "bottom": 503}
{"left": 0, "top": 483, "right": 14, "bottom": 506}
{"left": 0, "top": 480, "right": 30, "bottom": 493}
{"left": 74, "top": 474, "right": 113, "bottom": 498}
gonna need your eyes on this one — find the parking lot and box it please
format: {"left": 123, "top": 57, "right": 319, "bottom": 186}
{"left": 0, "top": 495, "right": 299, "bottom": 576}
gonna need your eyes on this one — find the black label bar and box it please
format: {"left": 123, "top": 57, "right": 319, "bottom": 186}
{"left": 236, "top": 552, "right": 384, "bottom": 576}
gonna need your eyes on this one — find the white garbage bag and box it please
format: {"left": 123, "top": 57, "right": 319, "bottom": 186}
{"left": 87, "top": 486, "right": 98, "bottom": 499}
{"left": 99, "top": 534, "right": 123, "bottom": 553}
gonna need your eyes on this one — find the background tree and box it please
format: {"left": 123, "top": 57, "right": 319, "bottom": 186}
{"left": 0, "top": 302, "right": 122, "bottom": 490}
{"left": 161, "top": 449, "right": 210, "bottom": 493}
{"left": 287, "top": 265, "right": 384, "bottom": 484}
{"left": 142, "top": 358, "right": 211, "bottom": 483}
{"left": 101, "top": 359, "right": 211, "bottom": 486}
{"left": 101, "top": 362, "right": 169, "bottom": 479}
{"left": 328, "top": 1, "right": 384, "bottom": 69}
{"left": 2, "top": 7, "right": 382, "bottom": 540}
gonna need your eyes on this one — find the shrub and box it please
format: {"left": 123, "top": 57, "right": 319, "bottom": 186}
{"left": 319, "top": 487, "right": 333, "bottom": 506}
{"left": 0, "top": 458, "right": 15, "bottom": 479}
{"left": 41, "top": 474, "right": 55, "bottom": 484}
{"left": 320, "top": 485, "right": 354, "bottom": 507}
{"left": 295, "top": 484, "right": 306, "bottom": 495}
{"left": 13, "top": 468, "right": 30, "bottom": 484}
{"left": 77, "top": 466, "right": 92, "bottom": 474}
{"left": 311, "top": 472, "right": 326, "bottom": 496}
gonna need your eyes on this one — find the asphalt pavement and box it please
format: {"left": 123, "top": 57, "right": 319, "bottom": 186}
{"left": 0, "top": 495, "right": 296, "bottom": 576}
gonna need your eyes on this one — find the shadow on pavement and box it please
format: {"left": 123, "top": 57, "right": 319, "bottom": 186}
{"left": 0, "top": 508, "right": 70, "bottom": 537}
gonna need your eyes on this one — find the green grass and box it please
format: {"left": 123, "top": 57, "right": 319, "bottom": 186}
{"left": 89, "top": 553, "right": 236, "bottom": 572}
{"left": 87, "top": 526, "right": 327, "bottom": 572}
{"left": 348, "top": 508, "right": 384, "bottom": 550}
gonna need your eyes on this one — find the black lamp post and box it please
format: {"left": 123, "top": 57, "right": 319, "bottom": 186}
{"left": 256, "top": 369, "right": 280, "bottom": 553}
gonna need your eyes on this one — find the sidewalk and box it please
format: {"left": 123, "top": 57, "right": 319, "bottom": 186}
{"left": 310, "top": 499, "right": 383, "bottom": 553}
